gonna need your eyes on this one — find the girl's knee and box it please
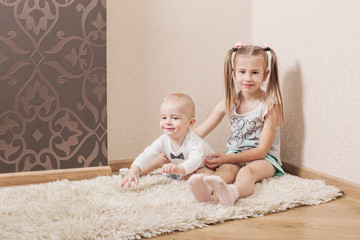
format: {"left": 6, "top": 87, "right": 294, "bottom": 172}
{"left": 217, "top": 163, "right": 241, "bottom": 175}
{"left": 237, "top": 165, "right": 255, "bottom": 179}
{"left": 237, "top": 161, "right": 275, "bottom": 182}
{"left": 214, "top": 164, "right": 241, "bottom": 183}
{"left": 195, "top": 166, "right": 214, "bottom": 175}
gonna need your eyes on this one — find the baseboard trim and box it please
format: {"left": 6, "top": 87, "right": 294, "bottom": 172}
{"left": 0, "top": 166, "right": 112, "bottom": 187}
{"left": 282, "top": 161, "right": 360, "bottom": 201}
{"left": 108, "top": 159, "right": 133, "bottom": 173}
{"left": 109, "top": 159, "right": 360, "bottom": 201}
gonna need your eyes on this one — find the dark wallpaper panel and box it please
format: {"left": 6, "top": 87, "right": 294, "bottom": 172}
{"left": 0, "top": 0, "right": 107, "bottom": 173}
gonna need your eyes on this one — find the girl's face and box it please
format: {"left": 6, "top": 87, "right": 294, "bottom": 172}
{"left": 233, "top": 55, "right": 269, "bottom": 95}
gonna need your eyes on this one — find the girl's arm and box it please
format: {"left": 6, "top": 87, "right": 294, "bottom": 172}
{"left": 206, "top": 104, "right": 281, "bottom": 169}
{"left": 193, "top": 99, "right": 226, "bottom": 138}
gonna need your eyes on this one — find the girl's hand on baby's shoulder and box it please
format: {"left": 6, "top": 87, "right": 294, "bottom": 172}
{"left": 205, "top": 153, "right": 227, "bottom": 169}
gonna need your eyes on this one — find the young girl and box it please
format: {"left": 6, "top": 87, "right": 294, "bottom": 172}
{"left": 188, "top": 42, "right": 285, "bottom": 205}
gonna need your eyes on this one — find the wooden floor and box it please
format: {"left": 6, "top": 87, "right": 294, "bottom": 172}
{"left": 152, "top": 196, "right": 360, "bottom": 240}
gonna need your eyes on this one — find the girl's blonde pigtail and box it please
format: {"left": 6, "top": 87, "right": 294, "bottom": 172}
{"left": 224, "top": 49, "right": 236, "bottom": 121}
{"left": 266, "top": 49, "right": 284, "bottom": 123}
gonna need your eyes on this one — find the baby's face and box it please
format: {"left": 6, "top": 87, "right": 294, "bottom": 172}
{"left": 160, "top": 100, "right": 194, "bottom": 140}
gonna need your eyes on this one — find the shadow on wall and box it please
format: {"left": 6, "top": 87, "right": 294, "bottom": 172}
{"left": 281, "top": 61, "right": 305, "bottom": 168}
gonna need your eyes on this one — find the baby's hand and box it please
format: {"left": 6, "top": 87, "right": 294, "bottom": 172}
{"left": 162, "top": 163, "right": 185, "bottom": 175}
{"left": 121, "top": 171, "right": 139, "bottom": 188}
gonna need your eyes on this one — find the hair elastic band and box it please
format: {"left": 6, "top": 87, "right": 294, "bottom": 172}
{"left": 262, "top": 42, "right": 272, "bottom": 51}
{"left": 233, "top": 41, "right": 244, "bottom": 52}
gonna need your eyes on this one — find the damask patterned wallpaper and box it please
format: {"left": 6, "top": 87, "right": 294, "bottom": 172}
{"left": 0, "top": 0, "right": 107, "bottom": 173}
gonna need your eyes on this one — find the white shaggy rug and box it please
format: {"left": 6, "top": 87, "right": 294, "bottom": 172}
{"left": 0, "top": 173, "right": 341, "bottom": 240}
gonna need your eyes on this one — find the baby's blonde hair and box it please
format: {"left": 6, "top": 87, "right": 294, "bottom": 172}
{"left": 163, "top": 93, "right": 195, "bottom": 118}
{"left": 224, "top": 45, "right": 284, "bottom": 123}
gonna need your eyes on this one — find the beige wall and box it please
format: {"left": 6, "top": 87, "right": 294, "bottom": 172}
{"left": 108, "top": 0, "right": 252, "bottom": 157}
{"left": 252, "top": 0, "right": 360, "bottom": 184}
{"left": 108, "top": 0, "right": 360, "bottom": 184}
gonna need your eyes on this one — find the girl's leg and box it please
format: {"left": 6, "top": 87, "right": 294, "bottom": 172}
{"left": 204, "top": 159, "right": 275, "bottom": 205}
{"left": 213, "top": 163, "right": 242, "bottom": 183}
{"left": 233, "top": 160, "right": 275, "bottom": 198}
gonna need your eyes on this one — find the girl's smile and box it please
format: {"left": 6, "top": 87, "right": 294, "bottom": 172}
{"left": 242, "top": 83, "right": 254, "bottom": 88}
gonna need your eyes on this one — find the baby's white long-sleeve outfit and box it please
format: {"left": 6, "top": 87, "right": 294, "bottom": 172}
{"left": 132, "top": 131, "right": 214, "bottom": 175}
